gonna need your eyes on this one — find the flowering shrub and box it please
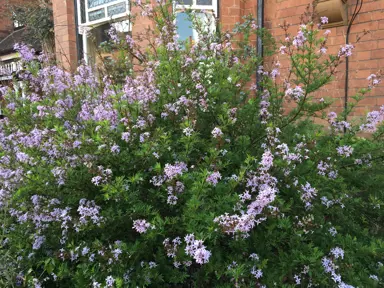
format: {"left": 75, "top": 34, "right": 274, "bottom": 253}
{"left": 1, "top": 1, "right": 384, "bottom": 287}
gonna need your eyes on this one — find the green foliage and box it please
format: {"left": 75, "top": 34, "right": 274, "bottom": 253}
{"left": 0, "top": 1, "right": 383, "bottom": 287}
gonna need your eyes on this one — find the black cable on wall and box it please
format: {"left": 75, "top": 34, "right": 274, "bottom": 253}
{"left": 344, "top": 0, "right": 363, "bottom": 124}
{"left": 256, "top": 0, "right": 264, "bottom": 88}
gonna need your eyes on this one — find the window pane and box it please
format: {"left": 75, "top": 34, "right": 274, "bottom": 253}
{"left": 88, "top": 8, "right": 105, "bottom": 21}
{"left": 196, "top": 0, "right": 212, "bottom": 5}
{"left": 80, "top": 0, "right": 86, "bottom": 23}
{"left": 177, "top": 0, "right": 193, "bottom": 5}
{"left": 195, "top": 12, "right": 211, "bottom": 39}
{"left": 92, "top": 23, "right": 110, "bottom": 46}
{"left": 88, "top": 0, "right": 118, "bottom": 9}
{"left": 107, "top": 2, "right": 127, "bottom": 16}
{"left": 176, "top": 12, "right": 194, "bottom": 42}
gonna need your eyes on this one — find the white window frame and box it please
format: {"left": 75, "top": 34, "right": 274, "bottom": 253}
{"left": 174, "top": 0, "right": 218, "bottom": 16}
{"left": 76, "top": 0, "right": 131, "bottom": 63}
{"left": 12, "top": 12, "right": 22, "bottom": 29}
{"left": 173, "top": 0, "right": 218, "bottom": 42}
{"left": 77, "top": 0, "right": 130, "bottom": 26}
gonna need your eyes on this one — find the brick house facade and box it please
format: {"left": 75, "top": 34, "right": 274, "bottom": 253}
{"left": 0, "top": 0, "right": 41, "bottom": 82}
{"left": 29, "top": 0, "right": 384, "bottom": 116}
{"left": 265, "top": 0, "right": 384, "bottom": 117}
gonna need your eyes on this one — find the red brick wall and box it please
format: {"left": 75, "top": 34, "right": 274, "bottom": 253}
{"left": 52, "top": 0, "right": 78, "bottom": 72}
{"left": 50, "top": 0, "right": 383, "bottom": 116}
{"left": 220, "top": 0, "right": 257, "bottom": 32}
{"left": 0, "top": 0, "right": 35, "bottom": 40}
{"left": 0, "top": 6, "right": 13, "bottom": 40}
{"left": 265, "top": 0, "right": 384, "bottom": 118}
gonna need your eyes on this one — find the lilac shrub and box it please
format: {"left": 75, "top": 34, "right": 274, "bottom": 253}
{"left": 0, "top": 1, "right": 384, "bottom": 287}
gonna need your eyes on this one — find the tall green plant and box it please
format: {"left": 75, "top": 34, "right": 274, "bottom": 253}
{"left": 0, "top": 1, "right": 383, "bottom": 287}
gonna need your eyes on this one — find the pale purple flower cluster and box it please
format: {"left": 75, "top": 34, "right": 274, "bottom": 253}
{"left": 329, "top": 227, "right": 337, "bottom": 236}
{"left": 126, "top": 34, "right": 135, "bottom": 49}
{"left": 270, "top": 61, "right": 281, "bottom": 80}
{"left": 111, "top": 144, "right": 120, "bottom": 154}
{"left": 184, "top": 234, "right": 211, "bottom": 264}
{"left": 211, "top": 127, "right": 223, "bottom": 138}
{"left": 214, "top": 213, "right": 255, "bottom": 237}
{"left": 139, "top": 132, "right": 150, "bottom": 143}
{"left": 33, "top": 66, "right": 73, "bottom": 95}
{"left": 121, "top": 131, "right": 131, "bottom": 142}
{"left": 360, "top": 105, "right": 384, "bottom": 132}
{"left": 105, "top": 276, "right": 115, "bottom": 287}
{"left": 260, "top": 90, "right": 271, "bottom": 123}
{"left": 367, "top": 73, "right": 381, "bottom": 88}
{"left": 123, "top": 68, "right": 160, "bottom": 105}
{"left": 32, "top": 235, "right": 46, "bottom": 250}
{"left": 279, "top": 45, "right": 287, "bottom": 55}
{"left": 321, "top": 196, "right": 345, "bottom": 209}
{"left": 328, "top": 112, "right": 351, "bottom": 132}
{"left": 148, "top": 261, "right": 157, "bottom": 269}
{"left": 0, "top": 86, "right": 9, "bottom": 99}
{"left": 317, "top": 160, "right": 338, "bottom": 179}
{"left": 336, "top": 145, "right": 353, "bottom": 157}
{"left": 133, "top": 219, "right": 152, "bottom": 234}
{"left": 77, "top": 199, "right": 104, "bottom": 228}
{"left": 330, "top": 247, "right": 344, "bottom": 259}
{"left": 14, "top": 43, "right": 35, "bottom": 62}
{"left": 74, "top": 65, "right": 98, "bottom": 88}
{"left": 164, "top": 162, "right": 188, "bottom": 181}
{"left": 260, "top": 150, "right": 274, "bottom": 170}
{"left": 214, "top": 132, "right": 279, "bottom": 237}
{"left": 91, "top": 166, "right": 112, "bottom": 186}
{"left": 322, "top": 256, "right": 354, "bottom": 287}
{"left": 285, "top": 85, "right": 304, "bottom": 101}
{"left": 320, "top": 16, "right": 329, "bottom": 24}
{"left": 294, "top": 274, "right": 301, "bottom": 285}
{"left": 183, "top": 127, "right": 194, "bottom": 137}
{"left": 292, "top": 28, "right": 307, "bottom": 48}
{"left": 163, "top": 237, "right": 181, "bottom": 258}
{"left": 250, "top": 266, "right": 263, "bottom": 279}
{"left": 108, "top": 26, "right": 119, "bottom": 43}
{"left": 228, "top": 107, "right": 237, "bottom": 123}
{"left": 320, "top": 47, "right": 327, "bottom": 54}
{"left": 338, "top": 44, "right": 354, "bottom": 58}
{"left": 163, "top": 96, "right": 193, "bottom": 118}
{"left": 166, "top": 181, "right": 185, "bottom": 205}
{"left": 9, "top": 195, "right": 73, "bottom": 246}
{"left": 369, "top": 275, "right": 379, "bottom": 281}
{"left": 206, "top": 171, "right": 222, "bottom": 186}
{"left": 300, "top": 182, "right": 317, "bottom": 209}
